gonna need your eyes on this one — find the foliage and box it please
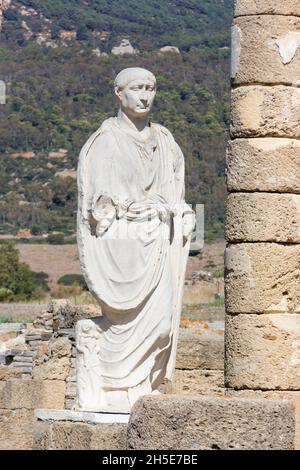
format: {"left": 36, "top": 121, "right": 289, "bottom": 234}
{"left": 58, "top": 274, "right": 87, "bottom": 290}
{"left": 0, "top": 0, "right": 233, "bottom": 240}
{"left": 52, "top": 283, "right": 86, "bottom": 299}
{"left": 32, "top": 271, "right": 50, "bottom": 292}
{"left": 0, "top": 242, "right": 36, "bottom": 300}
{"left": 212, "top": 268, "right": 224, "bottom": 278}
{"left": 46, "top": 233, "right": 65, "bottom": 244}
{"left": 0, "top": 242, "right": 49, "bottom": 300}
{"left": 7, "top": 0, "right": 233, "bottom": 52}
{"left": 0, "top": 288, "right": 14, "bottom": 302}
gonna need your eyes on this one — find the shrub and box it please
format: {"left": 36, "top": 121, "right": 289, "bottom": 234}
{"left": 47, "top": 233, "right": 65, "bottom": 244}
{"left": 58, "top": 274, "right": 87, "bottom": 290}
{"left": 0, "top": 288, "right": 14, "bottom": 302}
{"left": 0, "top": 242, "right": 36, "bottom": 301}
{"left": 32, "top": 271, "right": 50, "bottom": 292}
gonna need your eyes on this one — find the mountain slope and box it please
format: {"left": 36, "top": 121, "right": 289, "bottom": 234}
{"left": 0, "top": 0, "right": 233, "bottom": 240}
{"left": 2, "top": 0, "right": 233, "bottom": 50}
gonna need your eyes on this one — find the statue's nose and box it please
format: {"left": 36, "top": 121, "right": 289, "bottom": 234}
{"left": 140, "top": 91, "right": 149, "bottom": 103}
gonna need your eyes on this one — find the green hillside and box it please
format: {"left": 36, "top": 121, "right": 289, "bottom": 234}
{"left": 3, "top": 0, "right": 232, "bottom": 50}
{"left": 0, "top": 0, "right": 233, "bottom": 240}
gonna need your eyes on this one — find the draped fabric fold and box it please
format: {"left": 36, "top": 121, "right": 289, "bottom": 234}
{"left": 77, "top": 117, "right": 192, "bottom": 411}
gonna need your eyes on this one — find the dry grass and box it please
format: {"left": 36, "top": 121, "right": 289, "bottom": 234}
{"left": 16, "top": 240, "right": 225, "bottom": 291}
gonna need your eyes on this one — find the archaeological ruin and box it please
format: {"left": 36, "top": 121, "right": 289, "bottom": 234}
{"left": 0, "top": 0, "right": 300, "bottom": 451}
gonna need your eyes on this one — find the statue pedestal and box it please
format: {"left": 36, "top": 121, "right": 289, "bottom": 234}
{"left": 34, "top": 409, "right": 129, "bottom": 450}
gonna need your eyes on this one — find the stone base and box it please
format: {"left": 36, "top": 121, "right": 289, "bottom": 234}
{"left": 0, "top": 409, "right": 36, "bottom": 450}
{"left": 127, "top": 395, "right": 295, "bottom": 450}
{"left": 0, "top": 379, "right": 66, "bottom": 410}
{"left": 34, "top": 409, "right": 128, "bottom": 450}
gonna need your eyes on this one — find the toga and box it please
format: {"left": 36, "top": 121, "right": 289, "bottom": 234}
{"left": 77, "top": 117, "right": 193, "bottom": 410}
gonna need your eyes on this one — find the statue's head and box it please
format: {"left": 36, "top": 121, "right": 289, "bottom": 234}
{"left": 114, "top": 67, "right": 156, "bottom": 119}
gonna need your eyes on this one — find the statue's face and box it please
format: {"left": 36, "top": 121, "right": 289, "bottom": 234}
{"left": 116, "top": 79, "right": 156, "bottom": 118}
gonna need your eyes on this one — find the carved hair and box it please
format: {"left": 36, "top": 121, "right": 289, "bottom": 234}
{"left": 114, "top": 67, "right": 156, "bottom": 90}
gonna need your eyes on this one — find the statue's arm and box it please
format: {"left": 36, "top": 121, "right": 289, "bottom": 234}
{"left": 92, "top": 195, "right": 171, "bottom": 237}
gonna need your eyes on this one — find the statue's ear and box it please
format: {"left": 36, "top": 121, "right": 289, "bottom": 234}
{"left": 114, "top": 85, "right": 122, "bottom": 101}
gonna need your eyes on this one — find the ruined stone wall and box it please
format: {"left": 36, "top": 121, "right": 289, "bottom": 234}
{"left": 225, "top": 0, "right": 300, "bottom": 449}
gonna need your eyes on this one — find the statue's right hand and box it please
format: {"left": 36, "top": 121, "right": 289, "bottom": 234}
{"left": 92, "top": 199, "right": 116, "bottom": 236}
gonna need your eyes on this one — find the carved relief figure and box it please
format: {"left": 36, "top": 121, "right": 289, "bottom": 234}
{"left": 76, "top": 67, "right": 194, "bottom": 412}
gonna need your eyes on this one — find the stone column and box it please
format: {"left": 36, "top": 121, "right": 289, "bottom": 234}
{"left": 225, "top": 0, "right": 300, "bottom": 448}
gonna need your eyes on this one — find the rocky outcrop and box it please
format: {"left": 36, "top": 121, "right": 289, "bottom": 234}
{"left": 111, "top": 39, "right": 138, "bottom": 55}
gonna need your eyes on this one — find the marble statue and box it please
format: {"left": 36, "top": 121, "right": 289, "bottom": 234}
{"left": 76, "top": 67, "right": 195, "bottom": 413}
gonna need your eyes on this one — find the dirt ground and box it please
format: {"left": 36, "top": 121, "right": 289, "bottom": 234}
{"left": 17, "top": 239, "right": 225, "bottom": 290}
{"left": 18, "top": 244, "right": 81, "bottom": 290}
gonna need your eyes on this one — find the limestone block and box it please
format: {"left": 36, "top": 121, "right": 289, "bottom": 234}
{"left": 225, "top": 314, "right": 300, "bottom": 390}
{"left": 232, "top": 16, "right": 300, "bottom": 84}
{"left": 231, "top": 86, "right": 300, "bottom": 139}
{"left": 0, "top": 379, "right": 65, "bottom": 409}
{"left": 226, "top": 138, "right": 300, "bottom": 193}
{"left": 225, "top": 243, "right": 300, "bottom": 314}
{"left": 33, "top": 337, "right": 72, "bottom": 380}
{"left": 168, "top": 369, "right": 224, "bottom": 396}
{"left": 127, "top": 395, "right": 294, "bottom": 450}
{"left": 34, "top": 421, "right": 127, "bottom": 450}
{"left": 176, "top": 329, "right": 224, "bottom": 370}
{"left": 0, "top": 365, "right": 22, "bottom": 381}
{"left": 234, "top": 0, "right": 300, "bottom": 17}
{"left": 226, "top": 193, "right": 300, "bottom": 242}
{"left": 226, "top": 389, "right": 300, "bottom": 450}
{"left": 0, "top": 409, "right": 36, "bottom": 450}
{"left": 33, "top": 356, "right": 70, "bottom": 380}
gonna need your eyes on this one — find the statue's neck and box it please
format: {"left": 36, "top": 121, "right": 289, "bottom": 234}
{"left": 117, "top": 109, "right": 151, "bottom": 140}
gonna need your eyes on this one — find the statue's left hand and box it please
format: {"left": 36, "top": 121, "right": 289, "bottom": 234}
{"left": 182, "top": 210, "right": 196, "bottom": 244}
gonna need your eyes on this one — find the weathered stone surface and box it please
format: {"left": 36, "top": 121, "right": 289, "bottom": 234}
{"left": 35, "top": 409, "right": 129, "bottom": 424}
{"left": 232, "top": 16, "right": 300, "bottom": 84}
{"left": 34, "top": 300, "right": 99, "bottom": 331}
{"left": 13, "top": 356, "right": 33, "bottom": 363}
{"left": 0, "top": 409, "right": 36, "bottom": 450}
{"left": 0, "top": 365, "right": 21, "bottom": 381}
{"left": 111, "top": 38, "right": 138, "bottom": 56}
{"left": 226, "top": 193, "right": 300, "bottom": 242}
{"left": 33, "top": 356, "right": 70, "bottom": 380}
{"left": 33, "top": 337, "right": 72, "bottom": 380}
{"left": 225, "top": 243, "right": 300, "bottom": 314}
{"left": 226, "top": 389, "right": 300, "bottom": 450}
{"left": 234, "top": 0, "right": 300, "bottom": 17}
{"left": 226, "top": 138, "right": 300, "bottom": 193}
{"left": 176, "top": 329, "right": 224, "bottom": 370}
{"left": 0, "top": 331, "right": 16, "bottom": 341}
{"left": 225, "top": 314, "right": 300, "bottom": 390}
{"left": 34, "top": 421, "right": 127, "bottom": 450}
{"left": 168, "top": 369, "right": 224, "bottom": 396}
{"left": 13, "top": 362, "right": 33, "bottom": 369}
{"left": 231, "top": 86, "right": 300, "bottom": 139}
{"left": 127, "top": 395, "right": 294, "bottom": 450}
{"left": 10, "top": 349, "right": 34, "bottom": 357}
{"left": 0, "top": 379, "right": 66, "bottom": 409}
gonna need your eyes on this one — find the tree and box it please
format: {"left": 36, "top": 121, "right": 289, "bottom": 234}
{"left": 76, "top": 25, "right": 90, "bottom": 41}
{"left": 0, "top": 242, "right": 36, "bottom": 301}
